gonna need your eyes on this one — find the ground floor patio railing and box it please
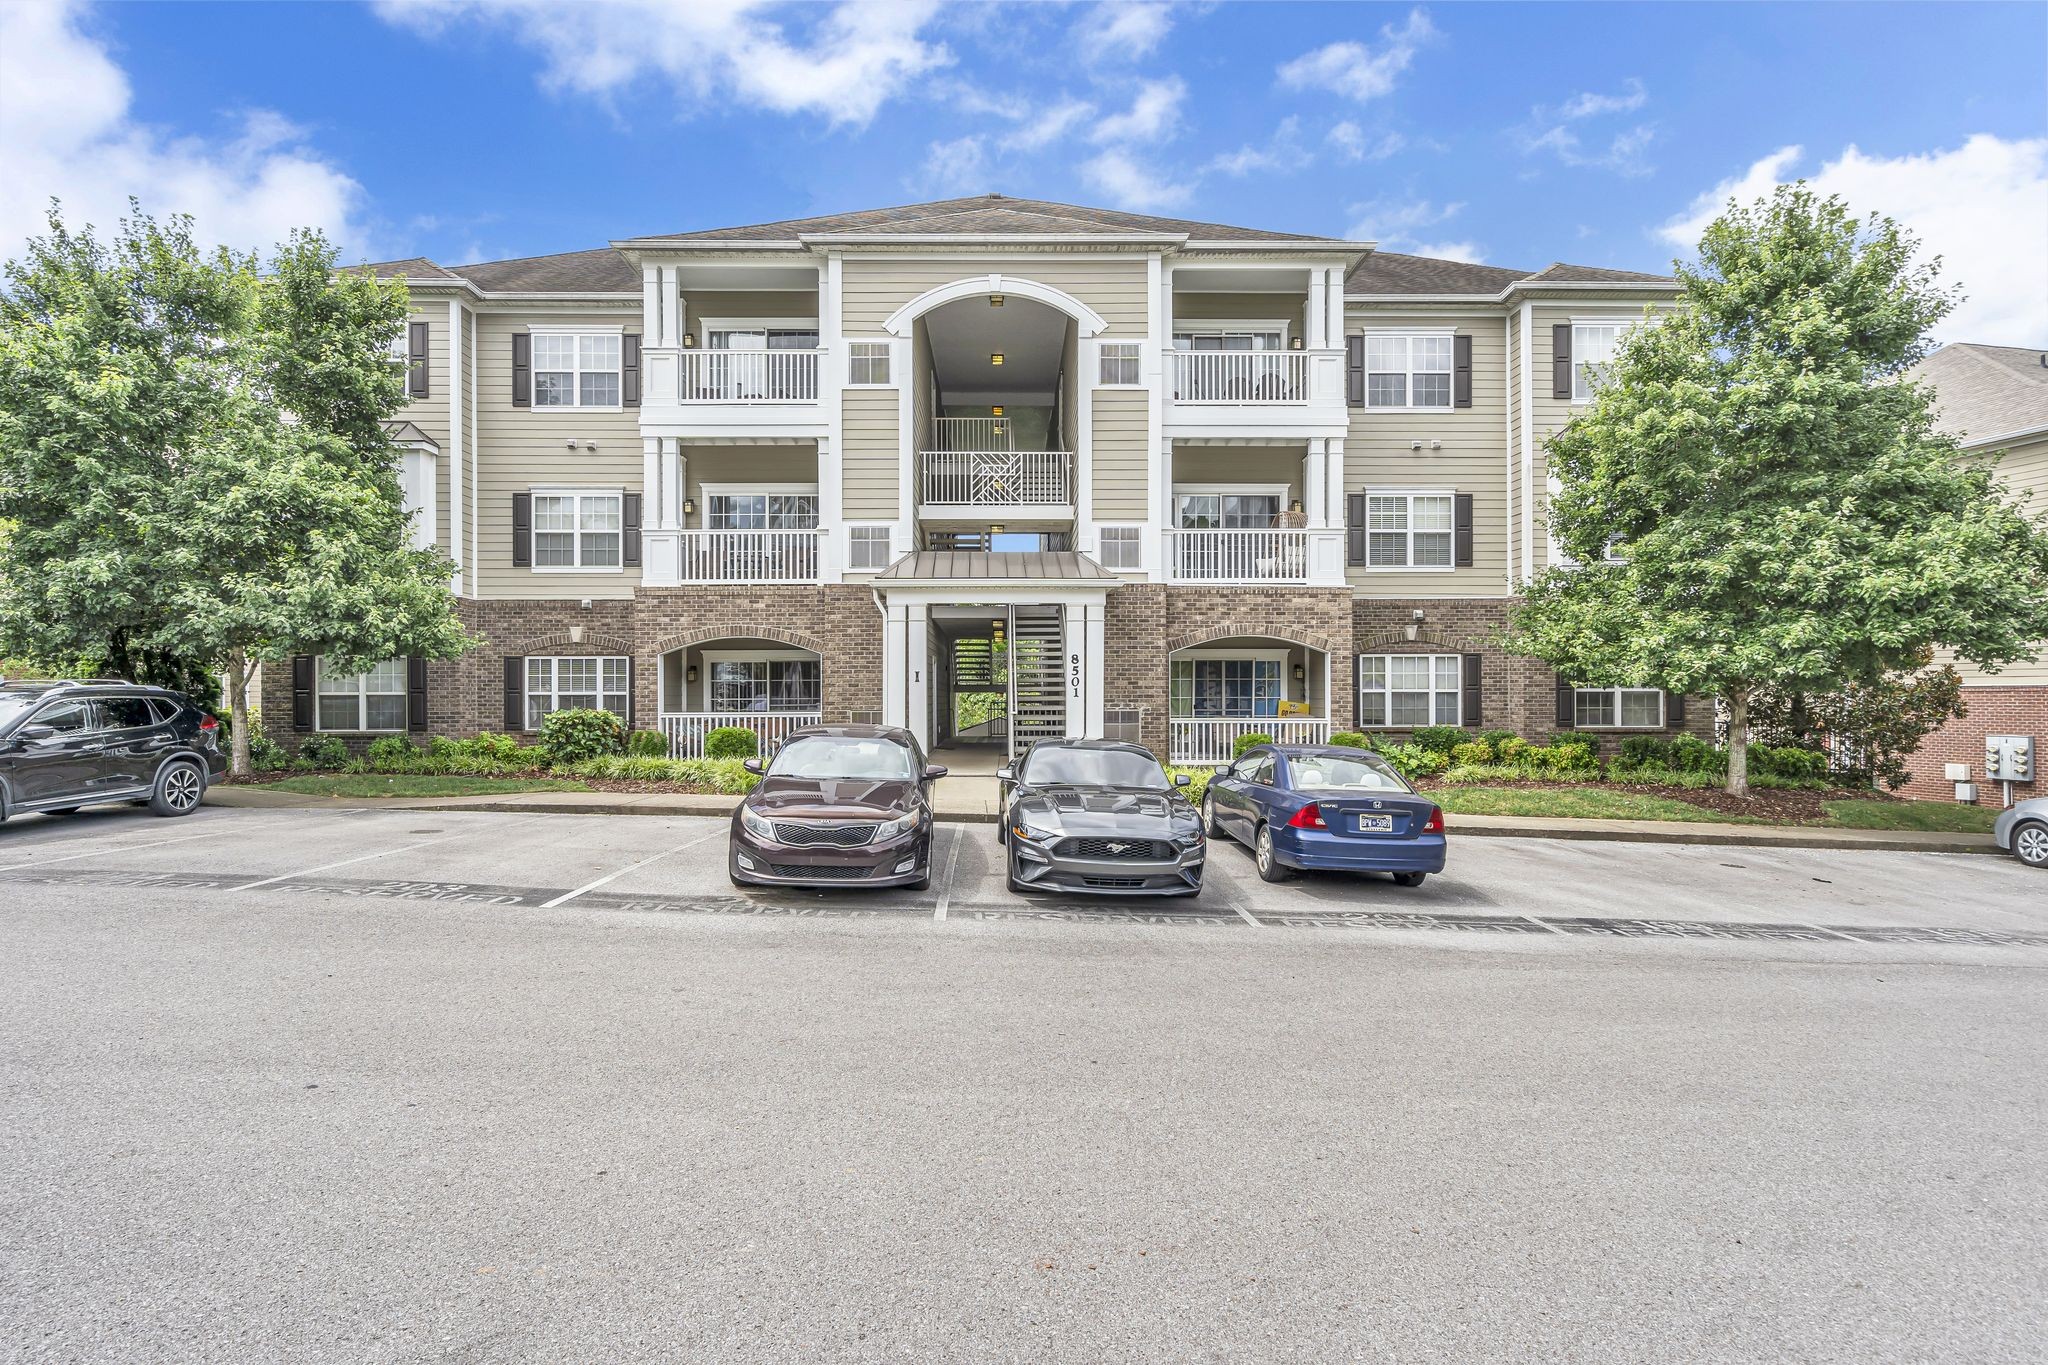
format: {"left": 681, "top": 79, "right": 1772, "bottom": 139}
{"left": 1169, "top": 717, "right": 1333, "bottom": 765}
{"left": 658, "top": 711, "right": 821, "bottom": 759}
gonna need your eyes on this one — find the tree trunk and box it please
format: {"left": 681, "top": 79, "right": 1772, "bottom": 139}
{"left": 1726, "top": 689, "right": 1750, "bottom": 798}
{"left": 227, "top": 650, "right": 253, "bottom": 780}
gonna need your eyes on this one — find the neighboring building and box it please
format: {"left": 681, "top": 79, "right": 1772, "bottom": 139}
{"left": 1897, "top": 343, "right": 2048, "bottom": 804}
{"left": 267, "top": 193, "right": 1712, "bottom": 764}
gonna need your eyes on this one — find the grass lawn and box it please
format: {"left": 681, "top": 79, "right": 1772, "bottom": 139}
{"left": 1433, "top": 786, "right": 1759, "bottom": 824}
{"left": 261, "top": 774, "right": 592, "bottom": 799}
{"left": 1819, "top": 798, "right": 1999, "bottom": 833}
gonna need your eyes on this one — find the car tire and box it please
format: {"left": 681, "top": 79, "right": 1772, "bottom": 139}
{"left": 1392, "top": 871, "right": 1428, "bottom": 888}
{"left": 1253, "top": 824, "right": 1292, "bottom": 883}
{"left": 148, "top": 761, "right": 205, "bottom": 818}
{"left": 1202, "top": 793, "right": 1224, "bottom": 839}
{"left": 2013, "top": 820, "right": 2048, "bottom": 869}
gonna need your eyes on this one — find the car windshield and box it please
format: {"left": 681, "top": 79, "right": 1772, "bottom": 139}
{"left": 768, "top": 735, "right": 915, "bottom": 782}
{"left": 1021, "top": 746, "right": 1169, "bottom": 790}
{"left": 1286, "top": 753, "right": 1409, "bottom": 793}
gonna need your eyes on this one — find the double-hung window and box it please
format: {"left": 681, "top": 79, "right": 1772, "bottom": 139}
{"left": 1169, "top": 658, "right": 1282, "bottom": 719}
{"left": 532, "top": 332, "right": 621, "bottom": 408}
{"left": 317, "top": 656, "right": 406, "bottom": 732}
{"left": 1365, "top": 491, "right": 1454, "bottom": 569}
{"left": 1571, "top": 322, "right": 1626, "bottom": 401}
{"left": 1358, "top": 655, "right": 1461, "bottom": 728}
{"left": 526, "top": 657, "right": 628, "bottom": 728}
{"left": 1574, "top": 686, "right": 1663, "bottom": 729}
{"left": 533, "top": 491, "right": 622, "bottom": 569}
{"left": 1364, "top": 334, "right": 1452, "bottom": 409}
{"left": 709, "top": 659, "right": 822, "bottom": 713}
{"left": 706, "top": 492, "right": 819, "bottom": 530}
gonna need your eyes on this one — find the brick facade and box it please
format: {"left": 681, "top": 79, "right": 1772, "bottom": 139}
{"left": 1898, "top": 685, "right": 2047, "bottom": 805}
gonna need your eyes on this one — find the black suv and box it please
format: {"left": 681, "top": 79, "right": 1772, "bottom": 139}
{"left": 0, "top": 680, "right": 227, "bottom": 824}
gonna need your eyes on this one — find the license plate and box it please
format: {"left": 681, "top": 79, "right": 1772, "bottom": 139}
{"left": 1355, "top": 814, "right": 1394, "bottom": 834}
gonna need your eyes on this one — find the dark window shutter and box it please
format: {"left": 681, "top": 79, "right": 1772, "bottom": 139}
{"left": 622, "top": 493, "right": 642, "bottom": 567}
{"left": 407, "top": 656, "right": 428, "bottom": 733}
{"left": 1666, "top": 691, "right": 1686, "bottom": 726}
{"left": 1345, "top": 492, "right": 1367, "bottom": 565}
{"left": 512, "top": 493, "right": 532, "bottom": 567}
{"left": 1453, "top": 493, "right": 1475, "bottom": 567}
{"left": 1453, "top": 334, "right": 1473, "bottom": 408}
{"left": 1555, "top": 677, "right": 1577, "bottom": 729}
{"left": 511, "top": 332, "right": 531, "bottom": 407}
{"left": 1461, "top": 653, "right": 1483, "bottom": 727}
{"left": 1344, "top": 335, "right": 1364, "bottom": 407}
{"left": 1551, "top": 323, "right": 1573, "bottom": 400}
{"left": 290, "top": 655, "right": 314, "bottom": 732}
{"left": 407, "top": 321, "right": 430, "bottom": 398}
{"left": 503, "top": 656, "right": 526, "bottom": 732}
{"left": 622, "top": 334, "right": 641, "bottom": 407}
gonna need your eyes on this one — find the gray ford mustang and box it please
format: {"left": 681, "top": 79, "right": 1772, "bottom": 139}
{"left": 997, "top": 739, "right": 1206, "bottom": 897}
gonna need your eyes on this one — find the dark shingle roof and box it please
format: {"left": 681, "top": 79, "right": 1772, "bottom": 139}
{"left": 1346, "top": 251, "right": 1529, "bottom": 296}
{"left": 876, "top": 551, "right": 1118, "bottom": 582}
{"left": 451, "top": 248, "right": 639, "bottom": 294}
{"left": 356, "top": 257, "right": 463, "bottom": 282}
{"left": 1521, "top": 262, "right": 1677, "bottom": 285}
{"left": 634, "top": 193, "right": 1341, "bottom": 244}
{"left": 1909, "top": 343, "right": 2048, "bottom": 445}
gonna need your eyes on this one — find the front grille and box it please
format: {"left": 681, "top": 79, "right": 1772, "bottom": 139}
{"left": 766, "top": 862, "right": 874, "bottom": 880}
{"left": 1081, "top": 876, "right": 1148, "bottom": 889}
{"left": 772, "top": 821, "right": 879, "bottom": 847}
{"left": 1059, "top": 837, "right": 1169, "bottom": 861}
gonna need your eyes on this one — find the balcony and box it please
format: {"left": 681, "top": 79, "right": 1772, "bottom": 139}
{"left": 1170, "top": 717, "right": 1333, "bottom": 765}
{"left": 919, "top": 450, "right": 1072, "bottom": 509}
{"left": 646, "top": 529, "right": 820, "bottom": 585}
{"left": 640, "top": 347, "right": 826, "bottom": 437}
{"left": 1165, "top": 528, "right": 1346, "bottom": 585}
{"left": 1164, "top": 349, "right": 1348, "bottom": 436}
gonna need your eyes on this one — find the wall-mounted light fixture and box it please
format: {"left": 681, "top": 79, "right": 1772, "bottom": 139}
{"left": 989, "top": 352, "right": 1004, "bottom": 366}
{"left": 1405, "top": 607, "right": 1425, "bottom": 643}
{"left": 990, "top": 404, "right": 1004, "bottom": 416}
{"left": 682, "top": 497, "right": 697, "bottom": 517}
{"left": 682, "top": 332, "right": 696, "bottom": 348}
{"left": 1292, "top": 662, "right": 1306, "bottom": 682}
{"left": 989, "top": 294, "right": 1005, "bottom": 307}
{"left": 1290, "top": 335, "right": 1305, "bottom": 351}
{"left": 1289, "top": 499, "right": 1303, "bottom": 514}
{"left": 988, "top": 524, "right": 1006, "bottom": 534}
{"left": 686, "top": 664, "right": 699, "bottom": 684}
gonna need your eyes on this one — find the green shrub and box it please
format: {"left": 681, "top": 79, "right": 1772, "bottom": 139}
{"left": 1375, "top": 743, "right": 1450, "bottom": 780}
{"left": 626, "top": 728, "right": 671, "bottom": 759}
{"left": 555, "top": 755, "right": 761, "bottom": 793}
{"left": 1231, "top": 731, "right": 1274, "bottom": 758}
{"left": 1443, "top": 762, "right": 1602, "bottom": 785}
{"left": 1667, "top": 733, "right": 1723, "bottom": 774}
{"left": 538, "top": 708, "right": 625, "bottom": 762}
{"left": 1411, "top": 725, "right": 1466, "bottom": 756}
{"left": 463, "top": 731, "right": 524, "bottom": 762}
{"left": 1754, "top": 744, "right": 1828, "bottom": 782}
{"left": 1450, "top": 739, "right": 1494, "bottom": 766}
{"left": 245, "top": 731, "right": 289, "bottom": 773}
{"left": 704, "top": 726, "right": 760, "bottom": 760}
{"left": 1497, "top": 736, "right": 1531, "bottom": 766}
{"left": 1165, "top": 767, "right": 1211, "bottom": 802}
{"left": 1476, "top": 729, "right": 1518, "bottom": 751}
{"left": 295, "top": 734, "right": 351, "bottom": 769}
{"left": 1326, "top": 731, "right": 1371, "bottom": 749}
{"left": 1528, "top": 740, "right": 1597, "bottom": 774}
{"left": 1618, "top": 735, "right": 1673, "bottom": 768}
{"left": 366, "top": 734, "right": 425, "bottom": 770}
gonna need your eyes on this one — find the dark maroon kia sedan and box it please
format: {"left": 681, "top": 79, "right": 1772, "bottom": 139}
{"left": 729, "top": 725, "right": 947, "bottom": 890}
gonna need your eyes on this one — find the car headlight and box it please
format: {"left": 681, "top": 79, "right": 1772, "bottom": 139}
{"left": 1173, "top": 830, "right": 1206, "bottom": 849}
{"left": 873, "top": 812, "right": 918, "bottom": 841}
{"left": 739, "top": 806, "right": 775, "bottom": 841}
{"left": 1011, "top": 821, "right": 1057, "bottom": 843}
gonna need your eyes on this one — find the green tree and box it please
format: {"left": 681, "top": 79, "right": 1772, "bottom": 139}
{"left": 1506, "top": 185, "right": 2048, "bottom": 796}
{"left": 1748, "top": 652, "right": 1967, "bottom": 792}
{"left": 0, "top": 204, "right": 469, "bottom": 777}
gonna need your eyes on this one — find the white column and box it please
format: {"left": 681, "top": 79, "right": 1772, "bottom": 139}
{"left": 446, "top": 298, "right": 464, "bottom": 595}
{"left": 642, "top": 437, "right": 661, "bottom": 523}
{"left": 1325, "top": 268, "right": 1346, "bottom": 350}
{"left": 1304, "top": 438, "right": 1327, "bottom": 529}
{"left": 642, "top": 264, "right": 661, "bottom": 343}
{"left": 1075, "top": 339, "right": 1094, "bottom": 551}
{"left": 1084, "top": 602, "right": 1106, "bottom": 739}
{"left": 905, "top": 604, "right": 931, "bottom": 750}
{"left": 1061, "top": 602, "right": 1085, "bottom": 739}
{"left": 1306, "top": 268, "right": 1326, "bottom": 352}
{"left": 881, "top": 597, "right": 910, "bottom": 730}
{"left": 660, "top": 266, "right": 682, "bottom": 348}
{"left": 895, "top": 336, "right": 915, "bottom": 553}
{"left": 664, "top": 439, "right": 685, "bottom": 529}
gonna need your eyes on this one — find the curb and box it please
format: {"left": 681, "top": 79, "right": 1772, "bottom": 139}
{"left": 1443, "top": 820, "right": 2001, "bottom": 855}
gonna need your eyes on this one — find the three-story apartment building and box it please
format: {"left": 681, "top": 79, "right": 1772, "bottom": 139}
{"left": 269, "top": 194, "right": 1712, "bottom": 763}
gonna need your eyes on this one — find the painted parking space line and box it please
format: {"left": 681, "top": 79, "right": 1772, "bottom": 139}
{"left": 236, "top": 829, "right": 482, "bottom": 891}
{"left": 934, "top": 824, "right": 967, "bottom": 922}
{"left": 539, "top": 827, "right": 725, "bottom": 909}
{"left": 0, "top": 828, "right": 230, "bottom": 874}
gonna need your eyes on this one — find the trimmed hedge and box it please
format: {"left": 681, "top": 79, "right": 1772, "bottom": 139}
{"left": 1231, "top": 731, "right": 1274, "bottom": 758}
{"left": 538, "top": 708, "right": 625, "bottom": 762}
{"left": 626, "top": 728, "right": 671, "bottom": 759}
{"left": 1327, "top": 731, "right": 1371, "bottom": 749}
{"left": 703, "top": 726, "right": 760, "bottom": 760}
{"left": 295, "top": 734, "right": 350, "bottom": 769}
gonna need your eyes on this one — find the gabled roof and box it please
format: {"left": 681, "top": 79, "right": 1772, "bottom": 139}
{"left": 1520, "top": 262, "right": 1676, "bottom": 285}
{"left": 356, "top": 257, "right": 464, "bottom": 282}
{"left": 1345, "top": 251, "right": 1529, "bottom": 297}
{"left": 627, "top": 193, "right": 1345, "bottom": 245}
{"left": 1909, "top": 343, "right": 2048, "bottom": 447}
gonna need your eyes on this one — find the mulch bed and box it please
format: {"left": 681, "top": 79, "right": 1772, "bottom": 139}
{"left": 228, "top": 771, "right": 739, "bottom": 797}
{"left": 1413, "top": 776, "right": 1883, "bottom": 825}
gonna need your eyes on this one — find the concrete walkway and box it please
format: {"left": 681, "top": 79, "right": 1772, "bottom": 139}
{"left": 205, "top": 784, "right": 2000, "bottom": 854}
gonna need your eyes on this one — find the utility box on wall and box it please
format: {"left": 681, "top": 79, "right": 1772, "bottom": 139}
{"left": 1985, "top": 735, "right": 2035, "bottom": 784}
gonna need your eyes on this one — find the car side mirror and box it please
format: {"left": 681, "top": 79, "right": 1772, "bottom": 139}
{"left": 15, "top": 724, "right": 57, "bottom": 744}
{"left": 1213, "top": 764, "right": 1232, "bottom": 777}
{"left": 741, "top": 757, "right": 764, "bottom": 774}
{"left": 924, "top": 764, "right": 948, "bottom": 780}
{"left": 1174, "top": 773, "right": 1192, "bottom": 787}
{"left": 995, "top": 765, "right": 1014, "bottom": 782}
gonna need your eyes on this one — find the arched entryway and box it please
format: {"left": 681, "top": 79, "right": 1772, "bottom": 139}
{"left": 656, "top": 635, "right": 823, "bottom": 758}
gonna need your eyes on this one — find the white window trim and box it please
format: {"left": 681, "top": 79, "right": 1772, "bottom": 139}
{"left": 525, "top": 655, "right": 630, "bottom": 729}
{"left": 1169, "top": 651, "right": 1292, "bottom": 719}
{"left": 526, "top": 325, "right": 624, "bottom": 412}
{"left": 1172, "top": 484, "right": 1292, "bottom": 525}
{"left": 846, "top": 522, "right": 896, "bottom": 572}
{"left": 1573, "top": 685, "right": 1665, "bottom": 730}
{"left": 1093, "top": 340, "right": 1146, "bottom": 389}
{"left": 1361, "top": 331, "right": 1456, "bottom": 412}
{"left": 1568, "top": 318, "right": 1635, "bottom": 405}
{"left": 1362, "top": 487, "right": 1458, "bottom": 573}
{"left": 1356, "top": 652, "right": 1464, "bottom": 730}
{"left": 697, "top": 483, "right": 822, "bottom": 531}
{"left": 1095, "top": 523, "right": 1145, "bottom": 570}
{"left": 701, "top": 318, "right": 822, "bottom": 343}
{"left": 529, "top": 487, "right": 625, "bottom": 574}
{"left": 1171, "top": 319, "right": 1292, "bottom": 345}
{"left": 845, "top": 340, "right": 894, "bottom": 388}
{"left": 701, "top": 650, "right": 824, "bottom": 714}
{"left": 314, "top": 656, "right": 407, "bottom": 734}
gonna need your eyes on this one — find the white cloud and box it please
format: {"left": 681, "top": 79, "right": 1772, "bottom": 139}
{"left": 1089, "top": 77, "right": 1186, "bottom": 145}
{"left": 1659, "top": 135, "right": 2048, "bottom": 345}
{"left": 1345, "top": 195, "right": 1483, "bottom": 261}
{"left": 916, "top": 135, "right": 987, "bottom": 195}
{"left": 1277, "top": 9, "right": 1436, "bottom": 104}
{"left": 1080, "top": 149, "right": 1193, "bottom": 212}
{"left": 0, "top": 0, "right": 372, "bottom": 262}
{"left": 1327, "top": 121, "right": 1405, "bottom": 163}
{"left": 1075, "top": 1, "right": 1177, "bottom": 62}
{"left": 1517, "top": 78, "right": 1654, "bottom": 176}
{"left": 376, "top": 0, "right": 952, "bottom": 129}
{"left": 1205, "top": 117, "right": 1311, "bottom": 177}
{"left": 1559, "top": 78, "right": 1646, "bottom": 121}
{"left": 998, "top": 97, "right": 1094, "bottom": 153}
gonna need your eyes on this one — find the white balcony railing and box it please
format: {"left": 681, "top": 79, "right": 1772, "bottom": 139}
{"left": 1167, "top": 528, "right": 1315, "bottom": 582}
{"left": 1169, "top": 351, "right": 1310, "bottom": 403}
{"left": 1170, "top": 717, "right": 1333, "bottom": 765}
{"left": 920, "top": 450, "right": 1072, "bottom": 506}
{"left": 659, "top": 711, "right": 821, "bottom": 759}
{"left": 673, "top": 529, "right": 819, "bottom": 583}
{"left": 931, "top": 416, "right": 1016, "bottom": 451}
{"left": 674, "top": 349, "right": 820, "bottom": 402}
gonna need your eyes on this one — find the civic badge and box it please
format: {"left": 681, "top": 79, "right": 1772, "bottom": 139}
{"left": 1371, "top": 800, "right": 1383, "bottom": 809}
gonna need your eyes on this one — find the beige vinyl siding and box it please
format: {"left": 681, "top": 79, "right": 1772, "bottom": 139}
{"left": 1169, "top": 291, "right": 1306, "bottom": 341}
{"left": 386, "top": 306, "right": 455, "bottom": 555}
{"left": 839, "top": 258, "right": 1149, "bottom": 336}
{"left": 683, "top": 445, "right": 820, "bottom": 521}
{"left": 1344, "top": 312, "right": 1509, "bottom": 595}
{"left": 1171, "top": 446, "right": 1303, "bottom": 507}
{"left": 842, "top": 387, "right": 899, "bottom": 519}
{"left": 682, "top": 291, "right": 820, "bottom": 332}
{"left": 1504, "top": 310, "right": 1522, "bottom": 574}
{"left": 1091, "top": 388, "right": 1149, "bottom": 519}
{"left": 471, "top": 312, "right": 645, "bottom": 600}
{"left": 452, "top": 306, "right": 471, "bottom": 562}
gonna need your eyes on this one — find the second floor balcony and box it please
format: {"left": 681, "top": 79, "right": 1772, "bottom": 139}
{"left": 919, "top": 416, "right": 1072, "bottom": 514}
{"left": 641, "top": 344, "right": 827, "bottom": 437}
{"left": 649, "top": 528, "right": 821, "bottom": 585}
{"left": 1165, "top": 527, "right": 1346, "bottom": 586}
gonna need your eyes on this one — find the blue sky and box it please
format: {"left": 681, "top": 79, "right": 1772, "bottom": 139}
{"left": 4, "top": 1, "right": 2044, "bottom": 340}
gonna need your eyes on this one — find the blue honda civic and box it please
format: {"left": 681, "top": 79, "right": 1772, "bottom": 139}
{"left": 1202, "top": 744, "right": 1446, "bottom": 885}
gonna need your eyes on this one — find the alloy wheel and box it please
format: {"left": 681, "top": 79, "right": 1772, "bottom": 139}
{"left": 1256, "top": 826, "right": 1272, "bottom": 872}
{"left": 2017, "top": 823, "right": 2048, "bottom": 867}
{"left": 164, "top": 766, "right": 202, "bottom": 811}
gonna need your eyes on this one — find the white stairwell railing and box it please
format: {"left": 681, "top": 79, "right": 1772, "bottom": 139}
{"left": 920, "top": 450, "right": 1071, "bottom": 506}
{"left": 675, "top": 349, "right": 820, "bottom": 402}
{"left": 660, "top": 711, "right": 821, "bottom": 759}
{"left": 1170, "top": 717, "right": 1332, "bottom": 765}
{"left": 931, "top": 416, "right": 1014, "bottom": 450}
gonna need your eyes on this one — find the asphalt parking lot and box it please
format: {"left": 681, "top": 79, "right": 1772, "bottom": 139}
{"left": 2, "top": 805, "right": 2045, "bottom": 1361}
